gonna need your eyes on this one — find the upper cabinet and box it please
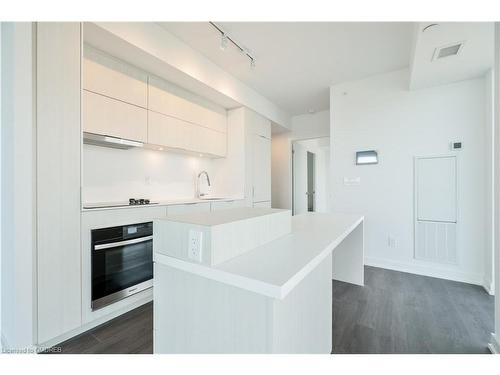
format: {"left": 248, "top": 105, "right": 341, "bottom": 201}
{"left": 148, "top": 111, "right": 227, "bottom": 157}
{"left": 83, "top": 90, "right": 148, "bottom": 142}
{"left": 149, "top": 76, "right": 227, "bottom": 134}
{"left": 247, "top": 108, "right": 271, "bottom": 139}
{"left": 83, "top": 46, "right": 147, "bottom": 108}
{"left": 82, "top": 46, "right": 227, "bottom": 158}
{"left": 148, "top": 76, "right": 227, "bottom": 157}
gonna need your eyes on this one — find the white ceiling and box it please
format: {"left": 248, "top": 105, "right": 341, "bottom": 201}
{"left": 410, "top": 22, "right": 494, "bottom": 90}
{"left": 158, "top": 22, "right": 414, "bottom": 115}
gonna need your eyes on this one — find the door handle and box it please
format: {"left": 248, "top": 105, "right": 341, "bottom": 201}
{"left": 94, "top": 235, "right": 153, "bottom": 250}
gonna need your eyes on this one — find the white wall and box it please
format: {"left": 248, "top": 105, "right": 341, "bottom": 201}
{"left": 83, "top": 145, "right": 220, "bottom": 203}
{"left": 271, "top": 110, "right": 329, "bottom": 209}
{"left": 331, "top": 69, "right": 488, "bottom": 285}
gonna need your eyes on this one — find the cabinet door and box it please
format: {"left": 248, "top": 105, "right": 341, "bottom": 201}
{"left": 37, "top": 22, "right": 82, "bottom": 344}
{"left": 247, "top": 109, "right": 271, "bottom": 139}
{"left": 148, "top": 110, "right": 188, "bottom": 150}
{"left": 210, "top": 199, "right": 246, "bottom": 211}
{"left": 149, "top": 76, "right": 227, "bottom": 133}
{"left": 83, "top": 47, "right": 147, "bottom": 108}
{"left": 211, "top": 131, "right": 227, "bottom": 157}
{"left": 167, "top": 202, "right": 211, "bottom": 215}
{"left": 253, "top": 201, "right": 271, "bottom": 208}
{"left": 252, "top": 135, "right": 272, "bottom": 203}
{"left": 83, "top": 90, "right": 147, "bottom": 142}
{"left": 204, "top": 128, "right": 227, "bottom": 158}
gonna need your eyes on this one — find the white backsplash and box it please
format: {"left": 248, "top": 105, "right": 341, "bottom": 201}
{"left": 82, "top": 144, "right": 216, "bottom": 203}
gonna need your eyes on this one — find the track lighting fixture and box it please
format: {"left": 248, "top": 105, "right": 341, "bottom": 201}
{"left": 220, "top": 34, "right": 228, "bottom": 51}
{"left": 210, "top": 22, "right": 256, "bottom": 69}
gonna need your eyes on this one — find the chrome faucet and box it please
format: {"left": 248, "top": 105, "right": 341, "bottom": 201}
{"left": 196, "top": 171, "right": 211, "bottom": 198}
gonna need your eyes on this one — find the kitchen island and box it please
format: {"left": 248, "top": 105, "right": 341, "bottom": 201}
{"left": 153, "top": 209, "right": 364, "bottom": 353}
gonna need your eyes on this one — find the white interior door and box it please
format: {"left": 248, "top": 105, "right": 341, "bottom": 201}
{"left": 293, "top": 142, "right": 308, "bottom": 215}
{"left": 416, "top": 156, "right": 457, "bottom": 223}
{"left": 415, "top": 155, "right": 458, "bottom": 264}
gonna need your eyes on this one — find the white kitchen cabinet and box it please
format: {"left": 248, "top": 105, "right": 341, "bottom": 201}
{"left": 210, "top": 199, "right": 248, "bottom": 211}
{"left": 36, "top": 22, "right": 82, "bottom": 344}
{"left": 149, "top": 76, "right": 227, "bottom": 134}
{"left": 83, "top": 89, "right": 147, "bottom": 142}
{"left": 253, "top": 201, "right": 272, "bottom": 208}
{"left": 148, "top": 110, "right": 189, "bottom": 150}
{"left": 203, "top": 128, "right": 227, "bottom": 157}
{"left": 148, "top": 110, "right": 227, "bottom": 157}
{"left": 252, "top": 134, "right": 272, "bottom": 203}
{"left": 83, "top": 45, "right": 147, "bottom": 108}
{"left": 247, "top": 108, "right": 271, "bottom": 139}
{"left": 167, "top": 202, "right": 211, "bottom": 215}
{"left": 218, "top": 107, "right": 272, "bottom": 205}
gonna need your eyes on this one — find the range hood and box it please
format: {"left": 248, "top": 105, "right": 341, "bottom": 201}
{"left": 83, "top": 132, "right": 144, "bottom": 150}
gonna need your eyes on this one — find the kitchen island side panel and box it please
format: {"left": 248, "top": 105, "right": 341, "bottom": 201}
{"left": 154, "top": 263, "right": 273, "bottom": 353}
{"left": 271, "top": 253, "right": 332, "bottom": 353}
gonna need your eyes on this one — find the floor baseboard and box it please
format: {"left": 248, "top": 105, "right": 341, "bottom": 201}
{"left": 488, "top": 333, "right": 500, "bottom": 354}
{"left": 482, "top": 282, "right": 495, "bottom": 296}
{"left": 365, "top": 256, "right": 483, "bottom": 286}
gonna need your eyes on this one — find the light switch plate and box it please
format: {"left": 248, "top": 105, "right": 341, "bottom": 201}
{"left": 188, "top": 230, "right": 203, "bottom": 263}
{"left": 344, "top": 177, "right": 361, "bottom": 186}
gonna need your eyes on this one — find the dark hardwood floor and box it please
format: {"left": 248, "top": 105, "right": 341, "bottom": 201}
{"left": 50, "top": 302, "right": 153, "bottom": 354}
{"left": 51, "top": 266, "right": 494, "bottom": 354}
{"left": 333, "top": 266, "right": 494, "bottom": 354}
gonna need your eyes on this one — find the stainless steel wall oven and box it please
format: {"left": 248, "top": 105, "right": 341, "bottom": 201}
{"left": 91, "top": 222, "right": 153, "bottom": 310}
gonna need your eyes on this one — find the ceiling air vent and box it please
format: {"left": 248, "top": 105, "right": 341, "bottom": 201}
{"left": 432, "top": 42, "right": 464, "bottom": 61}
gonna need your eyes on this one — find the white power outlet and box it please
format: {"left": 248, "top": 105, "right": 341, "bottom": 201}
{"left": 188, "top": 230, "right": 203, "bottom": 263}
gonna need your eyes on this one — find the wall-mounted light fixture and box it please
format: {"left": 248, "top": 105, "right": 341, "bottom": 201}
{"left": 356, "top": 150, "right": 378, "bottom": 165}
{"left": 209, "top": 22, "right": 256, "bottom": 69}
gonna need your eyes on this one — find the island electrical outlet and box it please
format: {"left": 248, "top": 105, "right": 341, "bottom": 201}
{"left": 188, "top": 229, "right": 203, "bottom": 262}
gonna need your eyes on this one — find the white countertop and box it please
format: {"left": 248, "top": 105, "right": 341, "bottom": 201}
{"left": 81, "top": 196, "right": 245, "bottom": 212}
{"left": 154, "top": 212, "right": 364, "bottom": 300}
{"left": 157, "top": 207, "right": 288, "bottom": 226}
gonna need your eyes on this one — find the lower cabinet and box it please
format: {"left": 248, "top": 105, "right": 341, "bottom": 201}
{"left": 253, "top": 201, "right": 272, "bottom": 208}
{"left": 210, "top": 199, "right": 247, "bottom": 211}
{"left": 167, "top": 202, "right": 211, "bottom": 215}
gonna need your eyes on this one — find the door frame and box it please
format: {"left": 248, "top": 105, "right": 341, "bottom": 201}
{"left": 291, "top": 136, "right": 330, "bottom": 215}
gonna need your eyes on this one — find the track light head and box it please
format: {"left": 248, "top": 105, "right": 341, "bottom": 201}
{"left": 220, "top": 34, "right": 228, "bottom": 51}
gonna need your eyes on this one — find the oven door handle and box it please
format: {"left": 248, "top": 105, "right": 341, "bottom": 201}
{"left": 94, "top": 235, "right": 153, "bottom": 251}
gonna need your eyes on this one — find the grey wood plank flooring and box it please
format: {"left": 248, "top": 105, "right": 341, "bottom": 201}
{"left": 332, "top": 266, "right": 494, "bottom": 354}
{"left": 47, "top": 302, "right": 153, "bottom": 354}
{"left": 49, "top": 266, "right": 493, "bottom": 354}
